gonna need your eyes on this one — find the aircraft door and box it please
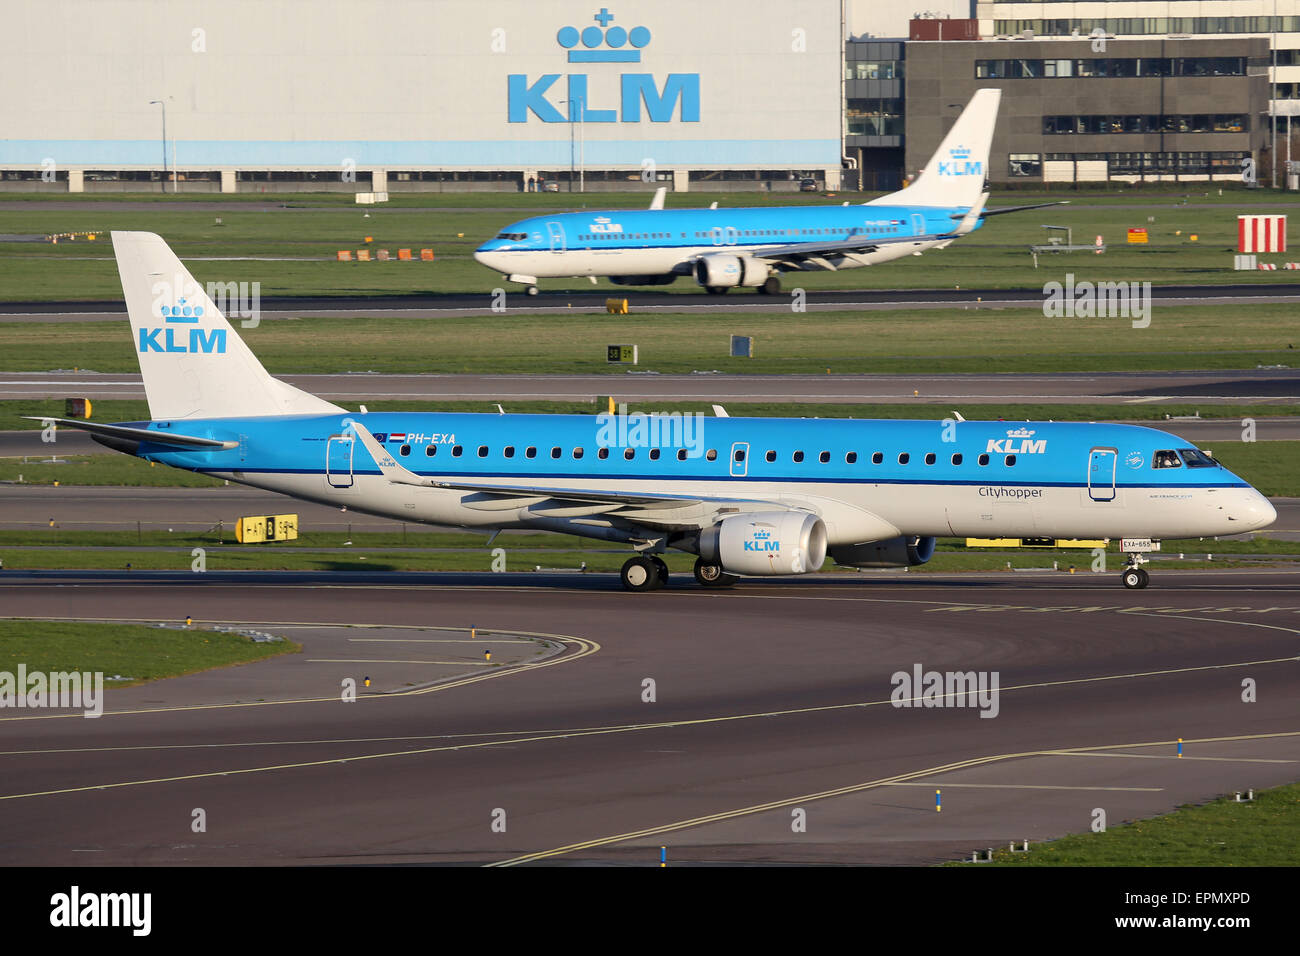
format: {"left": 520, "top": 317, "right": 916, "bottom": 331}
{"left": 546, "top": 221, "right": 566, "bottom": 253}
{"left": 1087, "top": 447, "right": 1117, "bottom": 502}
{"left": 911, "top": 213, "right": 926, "bottom": 236}
{"left": 710, "top": 226, "right": 724, "bottom": 246}
{"left": 724, "top": 226, "right": 739, "bottom": 245}
{"left": 730, "top": 442, "right": 749, "bottom": 477}
{"left": 327, "top": 435, "right": 355, "bottom": 488}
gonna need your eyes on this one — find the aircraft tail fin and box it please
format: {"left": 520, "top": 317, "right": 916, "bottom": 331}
{"left": 112, "top": 232, "right": 344, "bottom": 420}
{"left": 866, "top": 88, "right": 1001, "bottom": 209}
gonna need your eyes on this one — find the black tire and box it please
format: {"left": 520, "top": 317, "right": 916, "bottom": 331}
{"left": 621, "top": 556, "right": 661, "bottom": 592}
{"left": 650, "top": 555, "right": 669, "bottom": 586}
{"left": 705, "top": 286, "right": 729, "bottom": 295}
{"left": 1122, "top": 568, "right": 1143, "bottom": 590}
{"left": 1136, "top": 567, "right": 1150, "bottom": 589}
{"left": 761, "top": 276, "right": 781, "bottom": 295}
{"left": 694, "top": 558, "right": 739, "bottom": 588}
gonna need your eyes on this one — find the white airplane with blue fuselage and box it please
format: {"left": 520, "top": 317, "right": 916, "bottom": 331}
{"left": 474, "top": 89, "right": 1060, "bottom": 295}
{"left": 32, "top": 226, "right": 1275, "bottom": 591}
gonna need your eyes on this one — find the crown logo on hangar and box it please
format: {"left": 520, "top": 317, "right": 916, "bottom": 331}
{"left": 557, "top": 8, "right": 652, "bottom": 62}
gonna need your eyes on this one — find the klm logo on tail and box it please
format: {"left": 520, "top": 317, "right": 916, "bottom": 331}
{"left": 138, "top": 296, "right": 227, "bottom": 354}
{"left": 938, "top": 145, "right": 983, "bottom": 178}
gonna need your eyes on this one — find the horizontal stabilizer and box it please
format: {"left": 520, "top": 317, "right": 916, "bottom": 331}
{"left": 25, "top": 417, "right": 237, "bottom": 449}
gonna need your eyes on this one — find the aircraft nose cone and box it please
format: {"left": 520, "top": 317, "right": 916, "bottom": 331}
{"left": 1251, "top": 493, "right": 1278, "bottom": 531}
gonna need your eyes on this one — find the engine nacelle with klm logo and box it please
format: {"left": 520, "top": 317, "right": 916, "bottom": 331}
{"left": 694, "top": 254, "right": 767, "bottom": 289}
{"left": 700, "top": 511, "right": 828, "bottom": 575}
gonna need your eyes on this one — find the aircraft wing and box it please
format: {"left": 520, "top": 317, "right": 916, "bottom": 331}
{"left": 748, "top": 226, "right": 963, "bottom": 266}
{"left": 348, "top": 419, "right": 787, "bottom": 527}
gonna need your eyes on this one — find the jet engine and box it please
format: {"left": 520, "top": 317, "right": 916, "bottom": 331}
{"left": 693, "top": 254, "right": 768, "bottom": 289}
{"left": 699, "top": 511, "right": 828, "bottom": 575}
{"left": 828, "top": 535, "right": 937, "bottom": 568}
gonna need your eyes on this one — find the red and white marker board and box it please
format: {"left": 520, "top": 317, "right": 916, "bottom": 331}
{"left": 1238, "top": 215, "right": 1287, "bottom": 253}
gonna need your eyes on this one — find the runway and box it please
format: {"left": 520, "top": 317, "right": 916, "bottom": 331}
{"left": 7, "top": 283, "right": 1300, "bottom": 322}
{"left": 0, "top": 569, "right": 1296, "bottom": 865}
{"left": 4, "top": 369, "right": 1299, "bottom": 404}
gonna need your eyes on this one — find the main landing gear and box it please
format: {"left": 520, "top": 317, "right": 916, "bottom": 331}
{"left": 620, "top": 554, "right": 669, "bottom": 592}
{"left": 756, "top": 276, "right": 781, "bottom": 295}
{"left": 694, "top": 558, "right": 739, "bottom": 588}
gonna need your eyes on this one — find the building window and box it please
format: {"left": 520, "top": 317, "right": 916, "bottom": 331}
{"left": 1009, "top": 154, "right": 1042, "bottom": 178}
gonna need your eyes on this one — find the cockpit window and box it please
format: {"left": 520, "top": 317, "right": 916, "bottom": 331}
{"left": 1152, "top": 450, "right": 1182, "bottom": 469}
{"left": 1178, "top": 448, "right": 1217, "bottom": 468}
{"left": 495, "top": 232, "right": 527, "bottom": 241}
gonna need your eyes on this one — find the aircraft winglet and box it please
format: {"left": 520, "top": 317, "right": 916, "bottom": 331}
{"left": 348, "top": 419, "right": 433, "bottom": 486}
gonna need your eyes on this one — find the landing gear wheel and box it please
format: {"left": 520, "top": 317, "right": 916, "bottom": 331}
{"left": 621, "top": 555, "right": 662, "bottom": 592}
{"left": 526, "top": 285, "right": 539, "bottom": 296}
{"left": 650, "top": 555, "right": 669, "bottom": 587}
{"left": 705, "top": 286, "right": 729, "bottom": 295}
{"left": 694, "top": 558, "right": 740, "bottom": 588}
{"left": 1121, "top": 567, "right": 1149, "bottom": 590}
{"left": 759, "top": 276, "right": 781, "bottom": 295}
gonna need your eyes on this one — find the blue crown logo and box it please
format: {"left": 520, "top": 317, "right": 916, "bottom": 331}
{"left": 753, "top": 529, "right": 772, "bottom": 540}
{"left": 1007, "top": 427, "right": 1036, "bottom": 438}
{"left": 160, "top": 296, "right": 204, "bottom": 322}
{"left": 557, "top": 9, "right": 651, "bottom": 62}
{"left": 950, "top": 146, "right": 971, "bottom": 159}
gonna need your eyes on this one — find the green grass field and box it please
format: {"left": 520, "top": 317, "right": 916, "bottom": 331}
{"left": 5, "top": 399, "right": 1299, "bottom": 434}
{"left": 4, "top": 304, "right": 1298, "bottom": 375}
{"left": 950, "top": 781, "right": 1300, "bottom": 866}
{"left": 5, "top": 186, "right": 1300, "bottom": 300}
{"left": 0, "top": 619, "right": 299, "bottom": 687}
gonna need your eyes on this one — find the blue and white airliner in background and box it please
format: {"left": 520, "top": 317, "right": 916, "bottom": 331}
{"left": 473, "top": 88, "right": 1062, "bottom": 295}
{"left": 32, "top": 231, "right": 1276, "bottom": 591}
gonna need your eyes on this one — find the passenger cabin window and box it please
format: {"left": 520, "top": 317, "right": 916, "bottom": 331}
{"left": 649, "top": 448, "right": 661, "bottom": 461}
{"left": 677, "top": 449, "right": 688, "bottom": 461}
{"left": 1005, "top": 455, "right": 1017, "bottom": 466}
{"left": 793, "top": 451, "right": 805, "bottom": 462}
{"left": 525, "top": 446, "right": 537, "bottom": 459}
{"left": 978, "top": 454, "right": 990, "bottom": 466}
{"left": 550, "top": 447, "right": 562, "bottom": 459}
{"left": 572, "top": 447, "right": 584, "bottom": 459}
{"left": 477, "top": 445, "right": 488, "bottom": 458}
{"left": 451, "top": 445, "right": 463, "bottom": 457}
{"left": 503, "top": 446, "right": 514, "bottom": 458}
{"left": 924, "top": 453, "right": 936, "bottom": 465}
{"left": 898, "top": 453, "right": 910, "bottom": 465}
{"left": 819, "top": 451, "right": 830, "bottom": 463}
{"left": 624, "top": 448, "right": 636, "bottom": 460}
{"left": 733, "top": 449, "right": 745, "bottom": 462}
{"left": 399, "top": 444, "right": 411, "bottom": 457}
{"left": 951, "top": 453, "right": 963, "bottom": 465}
{"left": 706, "top": 449, "right": 718, "bottom": 461}
{"left": 872, "top": 452, "right": 883, "bottom": 464}
{"left": 598, "top": 447, "right": 609, "bottom": 460}
{"left": 846, "top": 452, "right": 858, "bottom": 464}
{"left": 766, "top": 450, "right": 777, "bottom": 462}
{"left": 1153, "top": 450, "right": 1182, "bottom": 468}
{"left": 426, "top": 445, "right": 437, "bottom": 457}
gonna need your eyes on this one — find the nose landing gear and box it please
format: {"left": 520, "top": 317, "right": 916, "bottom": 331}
{"left": 1119, "top": 541, "right": 1156, "bottom": 589}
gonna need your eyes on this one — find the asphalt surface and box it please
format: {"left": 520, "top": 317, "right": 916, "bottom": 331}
{"left": 7, "top": 283, "right": 1300, "bottom": 322}
{"left": 0, "top": 569, "right": 1296, "bottom": 865}
{"left": 4, "top": 369, "right": 1299, "bottom": 404}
